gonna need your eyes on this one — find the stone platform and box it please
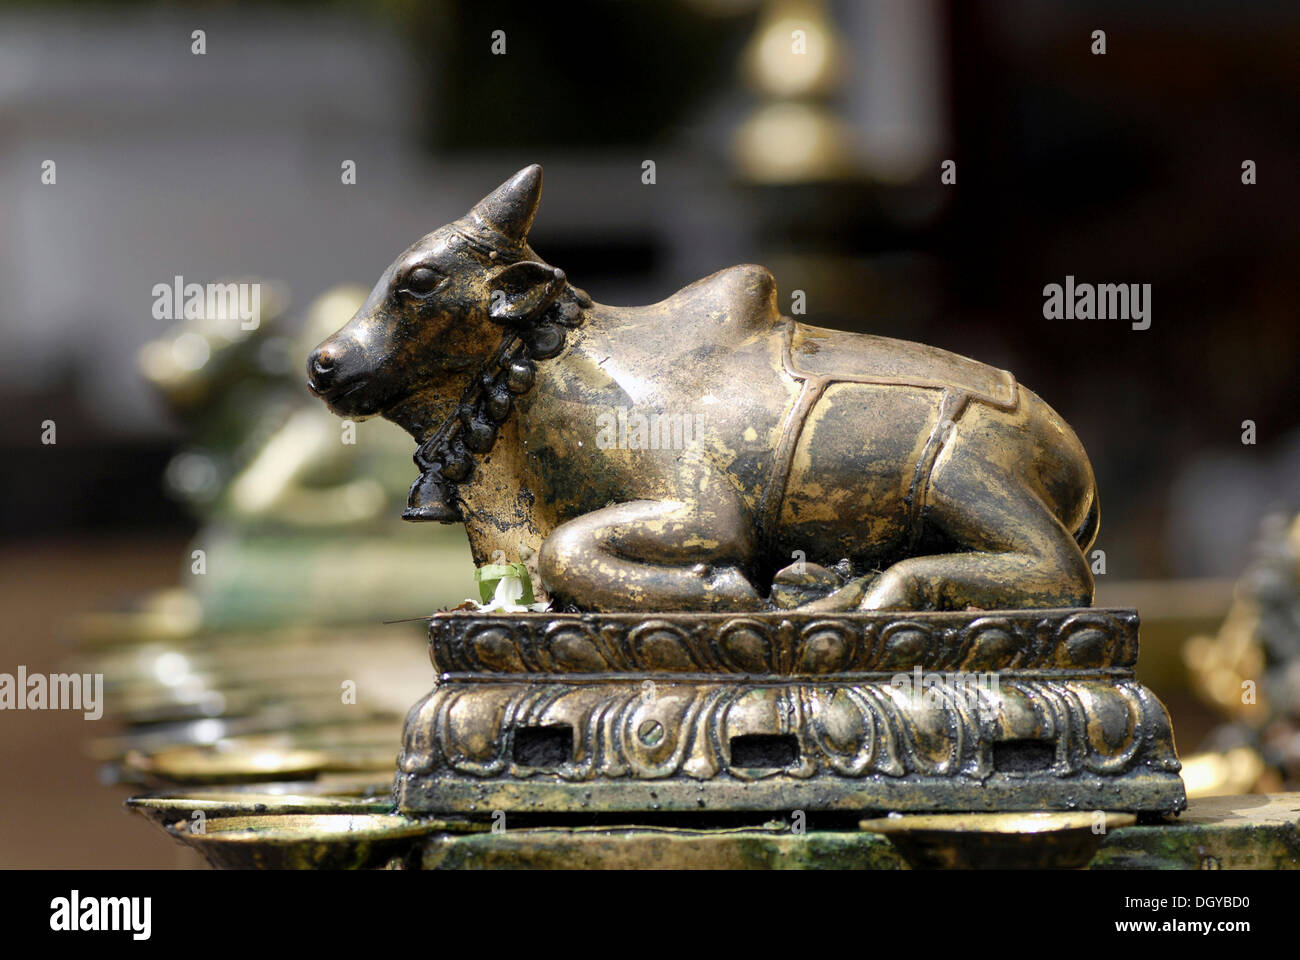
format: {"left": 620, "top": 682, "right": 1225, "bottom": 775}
{"left": 396, "top": 608, "right": 1186, "bottom": 816}
{"left": 416, "top": 793, "right": 1300, "bottom": 870}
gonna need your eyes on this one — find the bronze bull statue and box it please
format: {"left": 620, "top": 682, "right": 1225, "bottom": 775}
{"left": 308, "top": 165, "right": 1099, "bottom": 614}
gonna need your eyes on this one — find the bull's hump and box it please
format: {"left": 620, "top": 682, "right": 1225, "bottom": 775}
{"left": 602, "top": 264, "right": 780, "bottom": 349}
{"left": 666, "top": 264, "right": 779, "bottom": 333}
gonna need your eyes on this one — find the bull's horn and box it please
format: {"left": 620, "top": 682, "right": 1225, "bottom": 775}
{"left": 468, "top": 164, "right": 542, "bottom": 245}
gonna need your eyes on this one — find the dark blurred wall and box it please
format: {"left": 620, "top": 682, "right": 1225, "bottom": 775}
{"left": 942, "top": 1, "right": 1300, "bottom": 576}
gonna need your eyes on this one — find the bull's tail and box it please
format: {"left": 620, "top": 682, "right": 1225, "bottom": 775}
{"left": 1073, "top": 490, "right": 1101, "bottom": 552}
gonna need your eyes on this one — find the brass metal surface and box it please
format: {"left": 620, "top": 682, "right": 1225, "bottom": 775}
{"left": 163, "top": 813, "right": 448, "bottom": 870}
{"left": 395, "top": 607, "right": 1183, "bottom": 816}
{"left": 126, "top": 784, "right": 393, "bottom": 826}
{"left": 124, "top": 723, "right": 400, "bottom": 785}
{"left": 126, "top": 746, "right": 337, "bottom": 785}
{"left": 308, "top": 164, "right": 1099, "bottom": 614}
{"left": 301, "top": 166, "right": 1181, "bottom": 821}
{"left": 427, "top": 607, "right": 1142, "bottom": 675}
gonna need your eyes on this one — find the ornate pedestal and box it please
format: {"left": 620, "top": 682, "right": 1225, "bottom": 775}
{"left": 396, "top": 608, "right": 1185, "bottom": 816}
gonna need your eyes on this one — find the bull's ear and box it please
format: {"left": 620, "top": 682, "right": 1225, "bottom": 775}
{"left": 488, "top": 261, "right": 566, "bottom": 323}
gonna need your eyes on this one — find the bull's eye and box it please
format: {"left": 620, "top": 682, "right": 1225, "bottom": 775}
{"left": 402, "top": 266, "right": 441, "bottom": 296}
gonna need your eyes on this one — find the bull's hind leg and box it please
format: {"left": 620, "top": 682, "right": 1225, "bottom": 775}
{"left": 539, "top": 499, "right": 762, "bottom": 612}
{"left": 858, "top": 459, "right": 1094, "bottom": 611}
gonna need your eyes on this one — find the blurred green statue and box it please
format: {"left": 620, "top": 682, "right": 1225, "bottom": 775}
{"left": 129, "top": 283, "right": 473, "bottom": 636}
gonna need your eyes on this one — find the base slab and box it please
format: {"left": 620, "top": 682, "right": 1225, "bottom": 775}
{"left": 399, "top": 608, "right": 1186, "bottom": 816}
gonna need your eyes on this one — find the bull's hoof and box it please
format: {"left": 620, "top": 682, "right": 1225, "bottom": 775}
{"left": 770, "top": 561, "right": 843, "bottom": 608}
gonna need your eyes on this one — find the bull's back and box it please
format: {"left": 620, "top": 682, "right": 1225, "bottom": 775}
{"left": 776, "top": 322, "right": 1096, "bottom": 562}
{"left": 786, "top": 322, "right": 1019, "bottom": 409}
{"left": 773, "top": 322, "right": 1021, "bottom": 568}
{"left": 777, "top": 380, "right": 941, "bottom": 567}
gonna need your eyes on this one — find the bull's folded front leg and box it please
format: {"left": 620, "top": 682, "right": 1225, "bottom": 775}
{"left": 538, "top": 498, "right": 763, "bottom": 612}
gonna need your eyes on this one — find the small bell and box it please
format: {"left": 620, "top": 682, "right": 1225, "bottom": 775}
{"left": 402, "top": 467, "right": 462, "bottom": 523}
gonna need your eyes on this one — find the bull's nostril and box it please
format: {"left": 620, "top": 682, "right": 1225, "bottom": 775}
{"left": 310, "top": 346, "right": 341, "bottom": 382}
{"left": 307, "top": 347, "right": 342, "bottom": 394}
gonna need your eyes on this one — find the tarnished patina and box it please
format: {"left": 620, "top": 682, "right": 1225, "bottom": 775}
{"left": 309, "top": 165, "right": 1098, "bottom": 614}
{"left": 304, "top": 165, "right": 1181, "bottom": 823}
{"left": 393, "top": 607, "right": 1183, "bottom": 815}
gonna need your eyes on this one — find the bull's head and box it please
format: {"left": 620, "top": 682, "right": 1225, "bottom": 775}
{"left": 307, "top": 164, "right": 567, "bottom": 441}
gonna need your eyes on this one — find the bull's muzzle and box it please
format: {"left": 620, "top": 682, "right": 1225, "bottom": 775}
{"left": 307, "top": 342, "right": 342, "bottom": 389}
{"left": 306, "top": 338, "right": 371, "bottom": 413}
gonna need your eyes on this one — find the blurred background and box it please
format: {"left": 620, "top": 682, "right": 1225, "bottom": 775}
{"left": 1, "top": 0, "right": 1297, "bottom": 866}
